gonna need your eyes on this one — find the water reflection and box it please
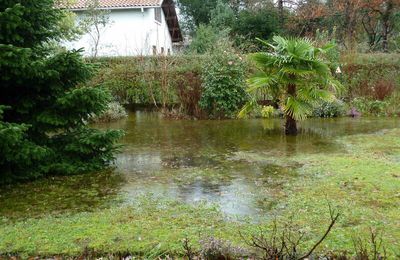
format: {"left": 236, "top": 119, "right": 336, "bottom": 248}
{"left": 1, "top": 111, "right": 399, "bottom": 219}
{"left": 111, "top": 112, "right": 399, "bottom": 217}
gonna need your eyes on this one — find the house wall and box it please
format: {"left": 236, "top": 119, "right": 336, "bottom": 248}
{"left": 65, "top": 8, "right": 173, "bottom": 56}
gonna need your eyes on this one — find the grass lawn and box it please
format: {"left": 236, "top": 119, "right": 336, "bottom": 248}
{"left": 0, "top": 129, "right": 399, "bottom": 258}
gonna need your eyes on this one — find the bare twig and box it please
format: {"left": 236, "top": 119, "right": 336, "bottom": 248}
{"left": 297, "top": 204, "right": 340, "bottom": 259}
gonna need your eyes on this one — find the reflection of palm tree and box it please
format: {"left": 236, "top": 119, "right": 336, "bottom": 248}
{"left": 241, "top": 36, "right": 341, "bottom": 135}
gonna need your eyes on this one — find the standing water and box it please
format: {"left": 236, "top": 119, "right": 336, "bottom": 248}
{"left": 0, "top": 111, "right": 399, "bottom": 219}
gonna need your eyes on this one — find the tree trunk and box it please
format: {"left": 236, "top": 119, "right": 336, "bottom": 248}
{"left": 285, "top": 115, "right": 297, "bottom": 135}
{"left": 285, "top": 83, "right": 297, "bottom": 136}
{"left": 381, "top": 0, "right": 393, "bottom": 53}
{"left": 382, "top": 28, "right": 389, "bottom": 52}
{"left": 278, "top": 0, "right": 284, "bottom": 26}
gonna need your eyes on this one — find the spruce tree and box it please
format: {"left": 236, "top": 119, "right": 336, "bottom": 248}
{"left": 0, "top": 0, "right": 123, "bottom": 183}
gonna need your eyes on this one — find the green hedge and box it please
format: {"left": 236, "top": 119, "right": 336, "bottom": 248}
{"left": 341, "top": 53, "right": 400, "bottom": 100}
{"left": 88, "top": 55, "right": 205, "bottom": 107}
{"left": 87, "top": 53, "right": 400, "bottom": 117}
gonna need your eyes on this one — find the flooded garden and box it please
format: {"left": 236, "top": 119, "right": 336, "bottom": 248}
{"left": 1, "top": 111, "right": 399, "bottom": 257}
{"left": 1, "top": 111, "right": 398, "bottom": 219}
{"left": 0, "top": 111, "right": 400, "bottom": 259}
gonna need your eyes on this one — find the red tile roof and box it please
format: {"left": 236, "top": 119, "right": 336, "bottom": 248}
{"left": 65, "top": 0, "right": 163, "bottom": 9}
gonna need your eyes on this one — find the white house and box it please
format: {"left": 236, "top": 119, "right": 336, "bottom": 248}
{"left": 63, "top": 0, "right": 183, "bottom": 56}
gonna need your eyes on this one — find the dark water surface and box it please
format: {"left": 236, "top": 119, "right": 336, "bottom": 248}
{"left": 1, "top": 112, "right": 399, "bottom": 219}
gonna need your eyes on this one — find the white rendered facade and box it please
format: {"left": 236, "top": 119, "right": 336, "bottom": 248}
{"left": 65, "top": 7, "right": 174, "bottom": 56}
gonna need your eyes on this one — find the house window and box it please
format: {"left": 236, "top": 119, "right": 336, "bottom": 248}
{"left": 154, "top": 8, "right": 162, "bottom": 23}
{"left": 161, "top": 47, "right": 165, "bottom": 54}
{"left": 167, "top": 48, "right": 171, "bottom": 55}
{"left": 152, "top": 45, "right": 157, "bottom": 55}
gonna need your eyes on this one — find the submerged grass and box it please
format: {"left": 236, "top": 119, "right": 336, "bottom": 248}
{"left": 0, "top": 129, "right": 400, "bottom": 258}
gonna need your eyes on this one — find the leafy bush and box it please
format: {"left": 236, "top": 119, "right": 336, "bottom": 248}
{"left": 384, "top": 92, "right": 400, "bottom": 116}
{"left": 260, "top": 105, "right": 275, "bottom": 118}
{"left": 199, "top": 46, "right": 248, "bottom": 118}
{"left": 90, "top": 101, "right": 128, "bottom": 122}
{"left": 188, "top": 24, "right": 230, "bottom": 54}
{"left": 352, "top": 97, "right": 389, "bottom": 116}
{"left": 312, "top": 99, "right": 347, "bottom": 118}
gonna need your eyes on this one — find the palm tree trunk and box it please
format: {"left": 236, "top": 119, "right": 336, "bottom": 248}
{"left": 285, "top": 115, "right": 297, "bottom": 135}
{"left": 285, "top": 83, "right": 298, "bottom": 135}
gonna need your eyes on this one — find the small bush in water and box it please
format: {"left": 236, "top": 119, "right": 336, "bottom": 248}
{"left": 91, "top": 101, "right": 128, "bottom": 122}
{"left": 312, "top": 99, "right": 347, "bottom": 118}
{"left": 352, "top": 97, "right": 389, "bottom": 116}
{"left": 260, "top": 105, "right": 275, "bottom": 118}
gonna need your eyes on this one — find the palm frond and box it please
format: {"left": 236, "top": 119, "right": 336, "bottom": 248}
{"left": 297, "top": 87, "right": 333, "bottom": 104}
{"left": 326, "top": 78, "right": 344, "bottom": 94}
{"left": 283, "top": 96, "right": 313, "bottom": 120}
{"left": 280, "top": 66, "right": 315, "bottom": 76}
{"left": 246, "top": 72, "right": 276, "bottom": 93}
{"left": 238, "top": 99, "right": 260, "bottom": 119}
{"left": 255, "top": 37, "right": 275, "bottom": 50}
{"left": 250, "top": 53, "right": 276, "bottom": 68}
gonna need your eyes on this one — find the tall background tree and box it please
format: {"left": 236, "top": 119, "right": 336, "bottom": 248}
{"left": 178, "top": 0, "right": 229, "bottom": 32}
{"left": 178, "top": 0, "right": 400, "bottom": 52}
{"left": 361, "top": 0, "right": 400, "bottom": 52}
{"left": 0, "top": 0, "right": 122, "bottom": 183}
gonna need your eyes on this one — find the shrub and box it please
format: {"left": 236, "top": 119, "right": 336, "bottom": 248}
{"left": 188, "top": 24, "right": 225, "bottom": 54}
{"left": 199, "top": 47, "right": 248, "bottom": 119}
{"left": 90, "top": 56, "right": 204, "bottom": 108}
{"left": 384, "top": 92, "right": 400, "bottom": 116}
{"left": 352, "top": 97, "right": 389, "bottom": 116}
{"left": 312, "top": 99, "right": 347, "bottom": 118}
{"left": 260, "top": 105, "right": 275, "bottom": 118}
{"left": 341, "top": 53, "right": 400, "bottom": 100}
{"left": 174, "top": 71, "right": 204, "bottom": 118}
{"left": 199, "top": 237, "right": 248, "bottom": 260}
{"left": 372, "top": 79, "right": 396, "bottom": 100}
{"left": 90, "top": 101, "right": 128, "bottom": 122}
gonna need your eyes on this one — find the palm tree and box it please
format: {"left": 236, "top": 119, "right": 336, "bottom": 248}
{"left": 239, "top": 36, "right": 341, "bottom": 135}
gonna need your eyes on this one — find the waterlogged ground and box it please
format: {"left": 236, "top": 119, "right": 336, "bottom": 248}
{"left": 0, "top": 112, "right": 399, "bottom": 257}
